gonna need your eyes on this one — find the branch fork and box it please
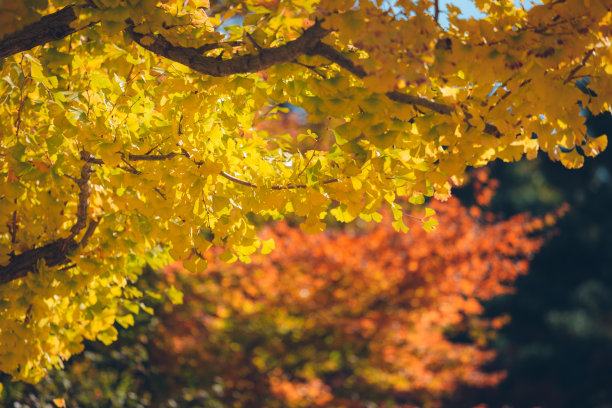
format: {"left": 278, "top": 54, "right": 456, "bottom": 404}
{"left": 0, "top": 161, "right": 99, "bottom": 285}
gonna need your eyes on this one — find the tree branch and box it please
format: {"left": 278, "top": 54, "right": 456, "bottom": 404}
{"left": 0, "top": 238, "right": 79, "bottom": 286}
{"left": 308, "top": 42, "right": 502, "bottom": 136}
{"left": 0, "top": 6, "right": 79, "bottom": 58}
{"left": 308, "top": 42, "right": 456, "bottom": 116}
{"left": 0, "top": 162, "right": 97, "bottom": 286}
{"left": 434, "top": 0, "right": 440, "bottom": 23}
{"left": 1, "top": 7, "right": 458, "bottom": 118}
{"left": 564, "top": 48, "right": 594, "bottom": 84}
{"left": 80, "top": 218, "right": 100, "bottom": 248}
{"left": 385, "top": 91, "right": 454, "bottom": 115}
{"left": 69, "top": 163, "right": 94, "bottom": 238}
{"left": 125, "top": 21, "right": 330, "bottom": 77}
{"left": 128, "top": 152, "right": 179, "bottom": 161}
{"left": 1, "top": 7, "right": 501, "bottom": 138}
{"left": 83, "top": 149, "right": 340, "bottom": 190}
{"left": 308, "top": 41, "right": 367, "bottom": 77}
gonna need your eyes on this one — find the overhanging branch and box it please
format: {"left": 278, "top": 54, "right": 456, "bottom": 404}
{"left": 1, "top": 7, "right": 502, "bottom": 149}
{"left": 308, "top": 41, "right": 501, "bottom": 136}
{"left": 125, "top": 21, "right": 330, "bottom": 77}
{"left": 1, "top": 7, "right": 460, "bottom": 117}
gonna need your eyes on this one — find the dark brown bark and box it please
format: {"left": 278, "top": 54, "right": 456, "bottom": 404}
{"left": 0, "top": 238, "right": 78, "bottom": 285}
{"left": 0, "top": 6, "right": 79, "bottom": 58}
{"left": 125, "top": 21, "right": 331, "bottom": 77}
{"left": 0, "top": 163, "right": 95, "bottom": 286}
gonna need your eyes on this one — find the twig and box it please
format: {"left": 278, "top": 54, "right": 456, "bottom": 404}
{"left": 203, "top": 196, "right": 212, "bottom": 228}
{"left": 434, "top": 0, "right": 440, "bottom": 23}
{"left": 57, "top": 263, "right": 77, "bottom": 272}
{"left": 292, "top": 60, "right": 326, "bottom": 79}
{"left": 107, "top": 65, "right": 136, "bottom": 117}
{"left": 219, "top": 171, "right": 258, "bottom": 188}
{"left": 117, "top": 165, "right": 142, "bottom": 175}
{"left": 9, "top": 211, "right": 18, "bottom": 246}
{"left": 120, "top": 156, "right": 143, "bottom": 174}
{"left": 128, "top": 152, "right": 179, "bottom": 161}
{"left": 154, "top": 187, "right": 167, "bottom": 200}
{"left": 245, "top": 31, "right": 263, "bottom": 51}
{"left": 294, "top": 136, "right": 321, "bottom": 182}
{"left": 564, "top": 48, "right": 594, "bottom": 84}
{"left": 14, "top": 55, "right": 28, "bottom": 138}
{"left": 196, "top": 40, "right": 243, "bottom": 53}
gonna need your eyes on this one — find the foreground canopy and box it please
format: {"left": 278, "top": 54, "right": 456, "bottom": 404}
{"left": 0, "top": 0, "right": 610, "bottom": 382}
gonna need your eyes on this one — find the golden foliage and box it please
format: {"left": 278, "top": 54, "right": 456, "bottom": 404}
{"left": 0, "top": 0, "right": 607, "bottom": 381}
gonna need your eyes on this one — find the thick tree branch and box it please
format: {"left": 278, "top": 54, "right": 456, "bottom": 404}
{"left": 125, "top": 21, "right": 331, "bottom": 77}
{"left": 0, "top": 163, "right": 97, "bottom": 286}
{"left": 0, "top": 6, "right": 79, "bottom": 58}
{"left": 129, "top": 26, "right": 463, "bottom": 117}
{"left": 80, "top": 218, "right": 100, "bottom": 248}
{"left": 0, "top": 238, "right": 79, "bottom": 286}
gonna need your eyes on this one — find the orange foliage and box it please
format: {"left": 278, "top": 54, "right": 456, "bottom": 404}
{"left": 153, "top": 191, "right": 559, "bottom": 407}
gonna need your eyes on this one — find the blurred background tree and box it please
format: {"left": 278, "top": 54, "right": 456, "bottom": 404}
{"left": 1, "top": 187, "right": 549, "bottom": 408}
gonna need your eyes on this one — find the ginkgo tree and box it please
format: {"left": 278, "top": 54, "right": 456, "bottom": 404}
{"left": 0, "top": 0, "right": 610, "bottom": 383}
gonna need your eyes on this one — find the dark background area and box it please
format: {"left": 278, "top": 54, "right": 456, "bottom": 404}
{"left": 448, "top": 109, "right": 612, "bottom": 408}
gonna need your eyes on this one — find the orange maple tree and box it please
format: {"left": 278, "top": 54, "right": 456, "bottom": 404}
{"left": 146, "top": 174, "right": 559, "bottom": 408}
